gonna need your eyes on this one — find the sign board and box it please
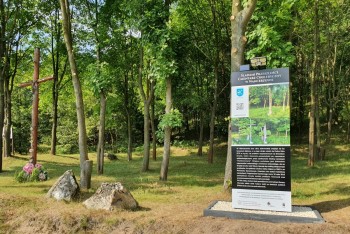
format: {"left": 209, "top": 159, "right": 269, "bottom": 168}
{"left": 231, "top": 68, "right": 291, "bottom": 212}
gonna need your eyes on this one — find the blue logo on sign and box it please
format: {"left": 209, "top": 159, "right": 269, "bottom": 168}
{"left": 236, "top": 88, "right": 244, "bottom": 97}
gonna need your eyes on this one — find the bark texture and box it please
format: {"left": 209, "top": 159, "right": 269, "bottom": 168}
{"left": 0, "top": 0, "right": 5, "bottom": 172}
{"left": 224, "top": 0, "right": 257, "bottom": 190}
{"left": 59, "top": 0, "right": 91, "bottom": 188}
{"left": 97, "top": 93, "right": 106, "bottom": 174}
{"left": 160, "top": 78, "right": 172, "bottom": 181}
{"left": 308, "top": 0, "right": 319, "bottom": 167}
{"left": 138, "top": 47, "right": 154, "bottom": 172}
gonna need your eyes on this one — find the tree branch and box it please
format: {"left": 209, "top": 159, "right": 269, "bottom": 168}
{"left": 241, "top": 0, "right": 258, "bottom": 32}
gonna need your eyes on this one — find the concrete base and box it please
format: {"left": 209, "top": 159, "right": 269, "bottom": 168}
{"left": 204, "top": 201, "right": 325, "bottom": 223}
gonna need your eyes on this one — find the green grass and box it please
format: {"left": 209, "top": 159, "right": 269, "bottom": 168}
{"left": 291, "top": 144, "right": 350, "bottom": 206}
{"left": 0, "top": 145, "right": 228, "bottom": 202}
{"left": 1, "top": 142, "right": 350, "bottom": 212}
{"left": 250, "top": 106, "right": 290, "bottom": 119}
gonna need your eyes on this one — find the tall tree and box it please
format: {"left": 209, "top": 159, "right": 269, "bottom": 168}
{"left": 308, "top": 0, "right": 319, "bottom": 167}
{"left": 1, "top": 0, "right": 36, "bottom": 158}
{"left": 138, "top": 45, "right": 154, "bottom": 172}
{"left": 137, "top": 0, "right": 171, "bottom": 173}
{"left": 0, "top": 0, "right": 5, "bottom": 171}
{"left": 83, "top": 0, "right": 107, "bottom": 174}
{"left": 224, "top": 0, "right": 257, "bottom": 190}
{"left": 160, "top": 0, "right": 173, "bottom": 181}
{"left": 206, "top": 0, "right": 231, "bottom": 164}
{"left": 49, "top": 2, "right": 68, "bottom": 156}
{"left": 59, "top": 0, "right": 92, "bottom": 188}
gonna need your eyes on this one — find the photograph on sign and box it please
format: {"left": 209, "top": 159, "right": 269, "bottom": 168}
{"left": 231, "top": 83, "right": 290, "bottom": 146}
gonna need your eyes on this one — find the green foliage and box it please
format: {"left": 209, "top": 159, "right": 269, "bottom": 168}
{"left": 11, "top": 88, "right": 32, "bottom": 154}
{"left": 232, "top": 116, "right": 290, "bottom": 145}
{"left": 57, "top": 144, "right": 79, "bottom": 154}
{"left": 158, "top": 109, "right": 182, "bottom": 129}
{"left": 14, "top": 170, "right": 29, "bottom": 183}
{"left": 246, "top": 0, "right": 296, "bottom": 68}
{"left": 86, "top": 62, "right": 113, "bottom": 96}
{"left": 250, "top": 106, "right": 290, "bottom": 119}
{"left": 3, "top": 0, "right": 350, "bottom": 160}
{"left": 156, "top": 109, "right": 183, "bottom": 141}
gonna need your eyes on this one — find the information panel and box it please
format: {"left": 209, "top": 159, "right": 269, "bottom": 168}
{"left": 231, "top": 68, "right": 291, "bottom": 212}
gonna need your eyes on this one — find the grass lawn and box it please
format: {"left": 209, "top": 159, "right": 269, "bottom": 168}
{"left": 0, "top": 142, "right": 350, "bottom": 232}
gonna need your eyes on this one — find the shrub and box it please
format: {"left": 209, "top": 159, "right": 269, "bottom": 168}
{"left": 14, "top": 162, "right": 48, "bottom": 183}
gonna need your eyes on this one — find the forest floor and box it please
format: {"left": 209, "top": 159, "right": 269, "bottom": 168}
{"left": 1, "top": 143, "right": 350, "bottom": 233}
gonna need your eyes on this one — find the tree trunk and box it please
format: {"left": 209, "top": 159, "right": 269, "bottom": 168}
{"left": 197, "top": 111, "right": 204, "bottom": 156}
{"left": 0, "top": 79, "right": 3, "bottom": 171}
{"left": 50, "top": 6, "right": 63, "bottom": 156}
{"left": 3, "top": 79, "right": 11, "bottom": 157}
{"left": 207, "top": 0, "right": 221, "bottom": 164}
{"left": 51, "top": 88, "right": 58, "bottom": 155}
{"left": 308, "top": 110, "right": 316, "bottom": 167}
{"left": 224, "top": 0, "right": 257, "bottom": 190}
{"left": 51, "top": 58, "right": 67, "bottom": 156}
{"left": 150, "top": 97, "right": 157, "bottom": 160}
{"left": 160, "top": 77, "right": 172, "bottom": 181}
{"left": 326, "top": 105, "right": 333, "bottom": 144}
{"left": 138, "top": 46, "right": 154, "bottom": 172}
{"left": 0, "top": 0, "right": 6, "bottom": 171}
{"left": 224, "top": 123, "right": 232, "bottom": 190}
{"left": 81, "top": 160, "right": 93, "bottom": 189}
{"left": 1, "top": 0, "right": 20, "bottom": 161}
{"left": 308, "top": 0, "right": 319, "bottom": 167}
{"left": 124, "top": 71, "right": 132, "bottom": 161}
{"left": 97, "top": 92, "right": 106, "bottom": 174}
{"left": 3, "top": 28, "right": 19, "bottom": 159}
{"left": 59, "top": 0, "right": 91, "bottom": 189}
{"left": 296, "top": 53, "right": 306, "bottom": 144}
{"left": 142, "top": 101, "right": 151, "bottom": 171}
{"left": 208, "top": 67, "right": 218, "bottom": 164}
{"left": 126, "top": 109, "right": 133, "bottom": 161}
{"left": 315, "top": 78, "right": 321, "bottom": 160}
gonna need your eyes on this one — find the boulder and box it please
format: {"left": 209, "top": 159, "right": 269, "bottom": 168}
{"left": 83, "top": 182, "right": 138, "bottom": 211}
{"left": 46, "top": 170, "right": 79, "bottom": 201}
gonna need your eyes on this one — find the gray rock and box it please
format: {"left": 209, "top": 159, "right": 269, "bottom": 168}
{"left": 83, "top": 182, "right": 138, "bottom": 211}
{"left": 46, "top": 170, "right": 79, "bottom": 201}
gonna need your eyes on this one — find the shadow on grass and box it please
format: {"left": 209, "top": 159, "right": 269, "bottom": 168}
{"left": 8, "top": 155, "right": 29, "bottom": 161}
{"left": 98, "top": 152, "right": 226, "bottom": 189}
{"left": 291, "top": 144, "right": 350, "bottom": 181}
{"left": 321, "top": 183, "right": 350, "bottom": 196}
{"left": 312, "top": 197, "right": 350, "bottom": 213}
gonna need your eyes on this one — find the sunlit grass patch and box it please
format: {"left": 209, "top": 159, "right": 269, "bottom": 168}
{"left": 1, "top": 141, "right": 350, "bottom": 214}
{"left": 291, "top": 144, "right": 350, "bottom": 205}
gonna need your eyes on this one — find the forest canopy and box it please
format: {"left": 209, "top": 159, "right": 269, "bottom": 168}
{"left": 0, "top": 0, "right": 349, "bottom": 172}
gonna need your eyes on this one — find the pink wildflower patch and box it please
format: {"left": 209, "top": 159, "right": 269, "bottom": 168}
{"left": 23, "top": 163, "right": 34, "bottom": 174}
